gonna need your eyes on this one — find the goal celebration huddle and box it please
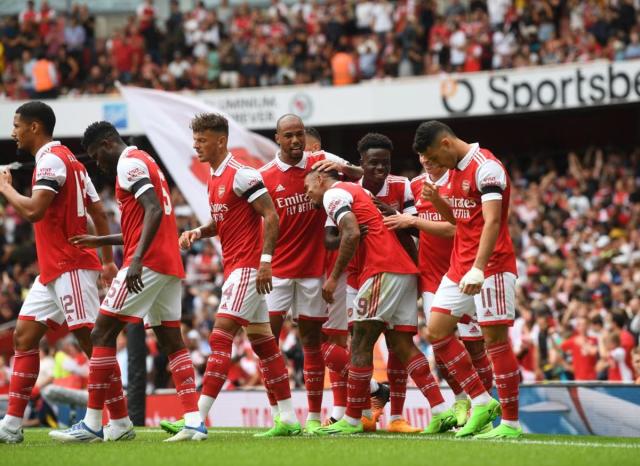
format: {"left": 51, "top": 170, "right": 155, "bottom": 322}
{"left": 0, "top": 101, "right": 521, "bottom": 444}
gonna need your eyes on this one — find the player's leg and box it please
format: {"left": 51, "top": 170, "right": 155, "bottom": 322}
{"left": 263, "top": 276, "right": 293, "bottom": 419}
{"left": 248, "top": 322, "right": 301, "bottom": 437}
{"left": 464, "top": 338, "right": 493, "bottom": 392}
{"left": 427, "top": 276, "right": 500, "bottom": 437}
{"left": 321, "top": 274, "right": 349, "bottom": 423}
{"left": 67, "top": 270, "right": 133, "bottom": 440}
{"left": 474, "top": 273, "right": 521, "bottom": 439}
{"left": 0, "top": 317, "right": 48, "bottom": 443}
{"left": 316, "top": 319, "right": 385, "bottom": 435}
{"left": 294, "top": 277, "right": 328, "bottom": 430}
{"left": 383, "top": 334, "right": 417, "bottom": 431}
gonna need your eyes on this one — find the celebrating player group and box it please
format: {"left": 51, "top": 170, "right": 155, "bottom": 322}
{"left": 0, "top": 101, "right": 522, "bottom": 444}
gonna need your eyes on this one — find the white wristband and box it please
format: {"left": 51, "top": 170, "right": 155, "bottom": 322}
{"left": 260, "top": 254, "right": 272, "bottom": 263}
{"left": 193, "top": 228, "right": 202, "bottom": 239}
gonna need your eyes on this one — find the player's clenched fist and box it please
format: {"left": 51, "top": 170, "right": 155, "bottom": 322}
{"left": 322, "top": 277, "right": 337, "bottom": 304}
{"left": 179, "top": 228, "right": 201, "bottom": 250}
{"left": 421, "top": 182, "right": 439, "bottom": 202}
{"left": 459, "top": 267, "right": 484, "bottom": 295}
{"left": 256, "top": 262, "right": 273, "bottom": 295}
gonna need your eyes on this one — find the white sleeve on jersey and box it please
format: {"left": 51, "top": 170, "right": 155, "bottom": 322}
{"left": 233, "top": 166, "right": 268, "bottom": 203}
{"left": 476, "top": 160, "right": 507, "bottom": 203}
{"left": 85, "top": 174, "right": 100, "bottom": 203}
{"left": 117, "top": 157, "right": 154, "bottom": 199}
{"left": 33, "top": 152, "right": 67, "bottom": 193}
{"left": 322, "top": 151, "right": 350, "bottom": 166}
{"left": 323, "top": 187, "right": 354, "bottom": 226}
{"left": 401, "top": 178, "right": 417, "bottom": 215}
{"left": 325, "top": 215, "right": 336, "bottom": 227}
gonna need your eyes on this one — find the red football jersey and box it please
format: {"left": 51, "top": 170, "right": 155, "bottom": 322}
{"left": 444, "top": 144, "right": 517, "bottom": 283}
{"left": 115, "top": 147, "right": 185, "bottom": 278}
{"left": 260, "top": 150, "right": 349, "bottom": 278}
{"left": 343, "top": 176, "right": 417, "bottom": 288}
{"left": 324, "top": 182, "right": 418, "bottom": 285}
{"left": 207, "top": 154, "right": 268, "bottom": 279}
{"left": 411, "top": 171, "right": 454, "bottom": 294}
{"left": 31, "top": 141, "right": 102, "bottom": 284}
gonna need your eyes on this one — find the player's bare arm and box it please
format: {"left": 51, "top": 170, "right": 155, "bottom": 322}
{"left": 422, "top": 182, "right": 456, "bottom": 225}
{"left": 323, "top": 212, "right": 360, "bottom": 304}
{"left": 325, "top": 224, "right": 368, "bottom": 251}
{"left": 384, "top": 214, "right": 455, "bottom": 237}
{"left": 179, "top": 219, "right": 217, "bottom": 250}
{"left": 70, "top": 233, "right": 124, "bottom": 247}
{"left": 460, "top": 199, "right": 501, "bottom": 296}
{"left": 250, "top": 192, "right": 279, "bottom": 295}
{"left": 127, "top": 180, "right": 164, "bottom": 294}
{"left": 86, "top": 199, "right": 118, "bottom": 285}
{"left": 0, "top": 169, "right": 55, "bottom": 222}
{"left": 311, "top": 158, "right": 364, "bottom": 180}
{"left": 373, "top": 197, "right": 396, "bottom": 217}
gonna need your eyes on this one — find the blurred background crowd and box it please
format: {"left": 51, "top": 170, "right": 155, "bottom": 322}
{"left": 1, "top": 0, "right": 640, "bottom": 99}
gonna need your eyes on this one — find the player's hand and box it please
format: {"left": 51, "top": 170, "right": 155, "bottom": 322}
{"left": 125, "top": 257, "right": 144, "bottom": 294}
{"left": 373, "top": 198, "right": 396, "bottom": 217}
{"left": 256, "top": 262, "right": 273, "bottom": 295}
{"left": 179, "top": 229, "right": 201, "bottom": 250}
{"left": 101, "top": 262, "right": 118, "bottom": 287}
{"left": 359, "top": 224, "right": 369, "bottom": 237}
{"left": 421, "top": 182, "right": 440, "bottom": 202}
{"left": 0, "top": 168, "right": 12, "bottom": 191}
{"left": 70, "top": 234, "right": 104, "bottom": 248}
{"left": 383, "top": 214, "right": 415, "bottom": 230}
{"left": 312, "top": 159, "right": 343, "bottom": 173}
{"left": 322, "top": 276, "right": 337, "bottom": 304}
{"left": 459, "top": 267, "right": 484, "bottom": 295}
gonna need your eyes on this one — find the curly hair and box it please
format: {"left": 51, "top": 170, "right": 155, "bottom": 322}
{"left": 190, "top": 113, "right": 229, "bottom": 135}
{"left": 357, "top": 132, "right": 394, "bottom": 155}
{"left": 81, "top": 121, "right": 120, "bottom": 150}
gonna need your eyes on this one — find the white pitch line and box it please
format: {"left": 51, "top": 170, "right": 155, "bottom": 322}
{"left": 136, "top": 429, "right": 640, "bottom": 449}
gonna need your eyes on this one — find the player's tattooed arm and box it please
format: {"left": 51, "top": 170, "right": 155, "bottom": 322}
{"left": 250, "top": 193, "right": 279, "bottom": 294}
{"left": 0, "top": 169, "right": 55, "bottom": 222}
{"left": 323, "top": 212, "right": 360, "bottom": 303}
{"left": 384, "top": 214, "right": 455, "bottom": 237}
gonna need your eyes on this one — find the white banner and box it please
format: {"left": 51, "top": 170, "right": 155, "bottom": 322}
{"left": 118, "top": 86, "right": 279, "bottom": 224}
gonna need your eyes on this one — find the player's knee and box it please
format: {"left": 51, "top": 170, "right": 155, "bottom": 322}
{"left": 481, "top": 326, "right": 509, "bottom": 346}
{"left": 247, "top": 322, "right": 273, "bottom": 338}
{"left": 90, "top": 325, "right": 114, "bottom": 348}
{"left": 13, "top": 327, "right": 38, "bottom": 352}
{"left": 425, "top": 326, "right": 447, "bottom": 343}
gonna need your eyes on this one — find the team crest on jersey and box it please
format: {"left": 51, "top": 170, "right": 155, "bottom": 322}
{"left": 218, "top": 185, "right": 225, "bottom": 197}
{"left": 462, "top": 180, "right": 471, "bottom": 194}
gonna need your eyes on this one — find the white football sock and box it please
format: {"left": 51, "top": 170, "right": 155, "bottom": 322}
{"left": 270, "top": 404, "right": 280, "bottom": 420}
{"left": 83, "top": 408, "right": 103, "bottom": 432}
{"left": 198, "top": 395, "right": 215, "bottom": 424}
{"left": 331, "top": 406, "right": 346, "bottom": 420}
{"left": 502, "top": 419, "right": 520, "bottom": 429}
{"left": 362, "top": 409, "right": 373, "bottom": 420}
{"left": 389, "top": 415, "right": 402, "bottom": 422}
{"left": 307, "top": 412, "right": 321, "bottom": 422}
{"left": 455, "top": 392, "right": 468, "bottom": 401}
{"left": 2, "top": 415, "right": 22, "bottom": 431}
{"left": 431, "top": 402, "right": 446, "bottom": 415}
{"left": 184, "top": 411, "right": 202, "bottom": 428}
{"left": 110, "top": 416, "right": 132, "bottom": 428}
{"left": 277, "top": 398, "right": 297, "bottom": 425}
{"left": 343, "top": 415, "right": 360, "bottom": 427}
{"left": 470, "top": 392, "right": 492, "bottom": 407}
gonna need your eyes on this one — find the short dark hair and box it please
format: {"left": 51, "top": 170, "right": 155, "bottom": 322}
{"left": 81, "top": 121, "right": 121, "bottom": 150}
{"left": 357, "top": 132, "right": 393, "bottom": 155}
{"left": 412, "top": 121, "right": 455, "bottom": 153}
{"left": 305, "top": 127, "right": 321, "bottom": 143}
{"left": 306, "top": 167, "right": 340, "bottom": 180}
{"left": 16, "top": 101, "right": 56, "bottom": 136}
{"left": 611, "top": 312, "right": 627, "bottom": 329}
{"left": 190, "top": 113, "right": 228, "bottom": 135}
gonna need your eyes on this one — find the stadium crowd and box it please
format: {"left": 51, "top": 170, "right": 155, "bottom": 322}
{"left": 1, "top": 141, "right": 640, "bottom": 398}
{"left": 1, "top": 0, "right": 640, "bottom": 98}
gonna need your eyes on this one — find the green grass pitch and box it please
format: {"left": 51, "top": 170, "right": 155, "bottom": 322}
{"left": 4, "top": 428, "right": 640, "bottom": 466}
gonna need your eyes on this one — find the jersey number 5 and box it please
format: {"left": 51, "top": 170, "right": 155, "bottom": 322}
{"left": 157, "top": 170, "right": 172, "bottom": 215}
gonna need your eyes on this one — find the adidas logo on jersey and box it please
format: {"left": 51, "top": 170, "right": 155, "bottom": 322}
{"left": 484, "top": 310, "right": 493, "bottom": 317}
{"left": 276, "top": 184, "right": 286, "bottom": 192}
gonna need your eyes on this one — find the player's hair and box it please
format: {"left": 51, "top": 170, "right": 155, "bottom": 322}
{"left": 611, "top": 312, "right": 627, "bottom": 329}
{"left": 305, "top": 127, "right": 321, "bottom": 143}
{"left": 15, "top": 101, "right": 56, "bottom": 136}
{"left": 276, "top": 113, "right": 303, "bottom": 132}
{"left": 81, "top": 121, "right": 121, "bottom": 150}
{"left": 412, "top": 121, "right": 455, "bottom": 153}
{"left": 307, "top": 167, "right": 340, "bottom": 181}
{"left": 357, "top": 132, "right": 393, "bottom": 155}
{"left": 190, "top": 113, "right": 228, "bottom": 135}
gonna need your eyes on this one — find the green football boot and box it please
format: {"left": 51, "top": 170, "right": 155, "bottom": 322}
{"left": 455, "top": 398, "right": 501, "bottom": 438}
{"left": 475, "top": 423, "right": 523, "bottom": 439}
{"left": 160, "top": 419, "right": 185, "bottom": 435}
{"left": 313, "top": 419, "right": 364, "bottom": 436}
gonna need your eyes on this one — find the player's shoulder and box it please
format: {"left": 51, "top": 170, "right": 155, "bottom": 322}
{"left": 386, "top": 174, "right": 409, "bottom": 184}
{"left": 258, "top": 159, "right": 277, "bottom": 173}
{"left": 410, "top": 173, "right": 427, "bottom": 186}
{"left": 473, "top": 148, "right": 503, "bottom": 168}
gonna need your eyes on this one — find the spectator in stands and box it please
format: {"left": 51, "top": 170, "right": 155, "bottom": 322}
{"left": 560, "top": 316, "right": 599, "bottom": 381}
{"left": 31, "top": 50, "right": 58, "bottom": 99}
